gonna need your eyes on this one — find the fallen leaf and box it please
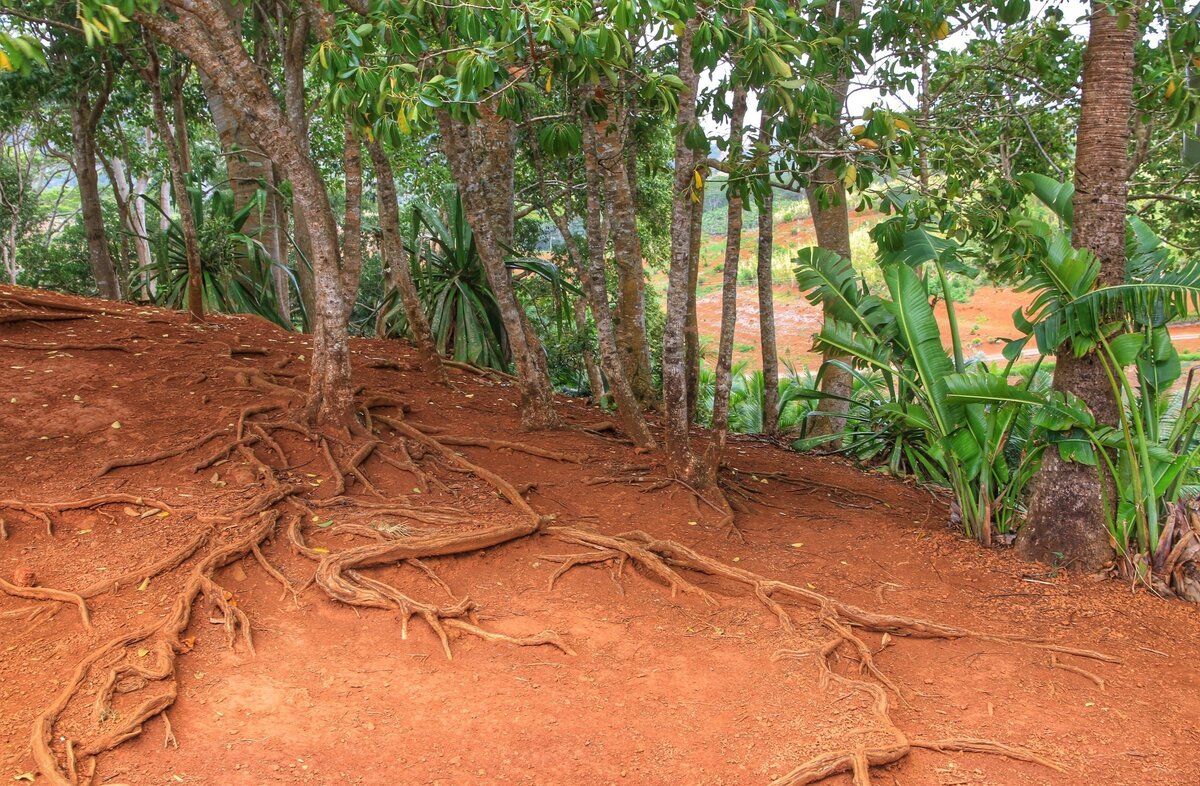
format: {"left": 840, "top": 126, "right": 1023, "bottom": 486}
{"left": 137, "top": 577, "right": 151, "bottom": 591}
{"left": 138, "top": 508, "right": 161, "bottom": 519}
{"left": 77, "top": 529, "right": 92, "bottom": 535}
{"left": 123, "top": 507, "right": 140, "bottom": 517}
{"left": 14, "top": 772, "right": 35, "bottom": 782}
{"left": 111, "top": 421, "right": 121, "bottom": 429}
{"left": 311, "top": 547, "right": 330, "bottom": 554}
{"left": 687, "top": 521, "right": 698, "bottom": 526}
{"left": 316, "top": 520, "right": 334, "bottom": 528}
{"left": 789, "top": 542, "right": 804, "bottom": 548}
{"left": 136, "top": 648, "right": 149, "bottom": 658}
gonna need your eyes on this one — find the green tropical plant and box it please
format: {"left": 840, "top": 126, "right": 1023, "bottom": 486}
{"left": 377, "top": 188, "right": 571, "bottom": 371}
{"left": 139, "top": 182, "right": 301, "bottom": 329}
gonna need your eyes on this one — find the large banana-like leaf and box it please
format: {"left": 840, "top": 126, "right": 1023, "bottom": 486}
{"left": 884, "top": 264, "right": 961, "bottom": 435}
{"left": 944, "top": 374, "right": 1047, "bottom": 406}
{"left": 793, "top": 247, "right": 882, "bottom": 335}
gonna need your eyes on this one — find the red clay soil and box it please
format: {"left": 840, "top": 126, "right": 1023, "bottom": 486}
{"left": 2, "top": 284, "right": 1199, "bottom": 786}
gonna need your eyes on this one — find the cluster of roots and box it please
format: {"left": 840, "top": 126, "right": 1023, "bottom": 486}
{"left": 0, "top": 348, "right": 1120, "bottom": 786}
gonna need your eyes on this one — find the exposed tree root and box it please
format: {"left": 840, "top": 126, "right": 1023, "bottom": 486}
{"left": 0, "top": 311, "right": 88, "bottom": 326}
{"left": 0, "top": 577, "right": 92, "bottom": 630}
{"left": 0, "top": 291, "right": 109, "bottom": 314}
{"left": 435, "top": 435, "right": 586, "bottom": 463}
{"left": 98, "top": 429, "right": 231, "bottom": 476}
{"left": 0, "top": 341, "right": 129, "bottom": 353}
{"left": 0, "top": 495, "right": 174, "bottom": 537}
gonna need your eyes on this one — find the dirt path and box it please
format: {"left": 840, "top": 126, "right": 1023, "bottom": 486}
{"left": 2, "top": 286, "right": 1199, "bottom": 785}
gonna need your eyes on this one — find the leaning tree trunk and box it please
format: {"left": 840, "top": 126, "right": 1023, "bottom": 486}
{"left": 709, "top": 82, "right": 749, "bottom": 464}
{"left": 1016, "top": 0, "right": 1137, "bottom": 571}
{"left": 662, "top": 16, "right": 704, "bottom": 483}
{"left": 806, "top": 0, "right": 864, "bottom": 445}
{"left": 141, "top": 0, "right": 357, "bottom": 429}
{"left": 70, "top": 87, "right": 120, "bottom": 300}
{"left": 368, "top": 140, "right": 445, "bottom": 381}
{"left": 596, "top": 86, "right": 656, "bottom": 408}
{"left": 757, "top": 117, "right": 781, "bottom": 437}
{"left": 437, "top": 108, "right": 559, "bottom": 429}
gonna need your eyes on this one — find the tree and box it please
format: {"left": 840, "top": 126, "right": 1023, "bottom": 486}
{"left": 1017, "top": 0, "right": 1141, "bottom": 570}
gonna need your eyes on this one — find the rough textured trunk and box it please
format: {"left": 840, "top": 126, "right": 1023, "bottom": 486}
{"left": 804, "top": 174, "right": 855, "bottom": 442}
{"left": 573, "top": 294, "right": 605, "bottom": 404}
{"left": 438, "top": 108, "right": 558, "bottom": 429}
{"left": 70, "top": 84, "right": 120, "bottom": 300}
{"left": 282, "top": 10, "right": 317, "bottom": 325}
{"left": 806, "top": 0, "right": 864, "bottom": 444}
{"left": 580, "top": 106, "right": 655, "bottom": 447}
{"left": 341, "top": 119, "right": 364, "bottom": 318}
{"left": 757, "top": 120, "right": 780, "bottom": 437}
{"left": 1016, "top": 1, "right": 1136, "bottom": 571}
{"left": 685, "top": 167, "right": 704, "bottom": 426}
{"left": 368, "top": 140, "right": 444, "bottom": 381}
{"left": 663, "top": 16, "right": 704, "bottom": 483}
{"left": 142, "top": 0, "right": 357, "bottom": 429}
{"left": 596, "top": 88, "right": 656, "bottom": 408}
{"left": 708, "top": 82, "right": 748, "bottom": 462}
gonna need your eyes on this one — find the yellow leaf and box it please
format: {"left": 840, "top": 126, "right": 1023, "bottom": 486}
{"left": 544, "top": 72, "right": 553, "bottom": 93}
{"left": 933, "top": 20, "right": 949, "bottom": 40}
{"left": 693, "top": 170, "right": 703, "bottom": 190}
{"left": 858, "top": 138, "right": 880, "bottom": 150}
{"left": 14, "top": 772, "right": 35, "bottom": 782}
{"left": 311, "top": 547, "right": 330, "bottom": 554}
{"left": 842, "top": 163, "right": 858, "bottom": 188}
{"left": 136, "top": 648, "right": 149, "bottom": 657}
{"left": 893, "top": 117, "right": 911, "bottom": 132}
{"left": 137, "top": 576, "right": 150, "bottom": 591}
{"left": 77, "top": 529, "right": 92, "bottom": 535}
{"left": 790, "top": 542, "right": 804, "bottom": 548}
{"left": 850, "top": 124, "right": 866, "bottom": 137}
{"left": 0, "top": 50, "right": 13, "bottom": 73}
{"left": 111, "top": 421, "right": 121, "bottom": 429}
{"left": 1165, "top": 79, "right": 1177, "bottom": 99}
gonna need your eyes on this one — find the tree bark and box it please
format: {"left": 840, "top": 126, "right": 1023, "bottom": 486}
{"left": 806, "top": 0, "right": 864, "bottom": 445}
{"left": 596, "top": 86, "right": 656, "bottom": 408}
{"left": 757, "top": 119, "right": 780, "bottom": 437}
{"left": 341, "top": 118, "right": 364, "bottom": 317}
{"left": 281, "top": 8, "right": 317, "bottom": 325}
{"left": 141, "top": 0, "right": 357, "bottom": 429}
{"left": 663, "top": 16, "right": 705, "bottom": 483}
{"left": 368, "top": 139, "right": 445, "bottom": 381}
{"left": 1016, "top": 0, "right": 1137, "bottom": 571}
{"left": 438, "top": 108, "right": 559, "bottom": 429}
{"left": 580, "top": 104, "right": 656, "bottom": 447}
{"left": 70, "top": 76, "right": 120, "bottom": 300}
{"left": 686, "top": 165, "right": 705, "bottom": 426}
{"left": 709, "top": 82, "right": 748, "bottom": 461}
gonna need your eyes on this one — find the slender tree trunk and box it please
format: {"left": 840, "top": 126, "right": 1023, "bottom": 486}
{"left": 573, "top": 295, "right": 606, "bottom": 404}
{"left": 70, "top": 85, "right": 120, "bottom": 300}
{"left": 596, "top": 87, "right": 656, "bottom": 407}
{"left": 437, "top": 108, "right": 559, "bottom": 429}
{"left": 709, "top": 82, "right": 748, "bottom": 461}
{"left": 1017, "top": 0, "right": 1137, "bottom": 571}
{"left": 580, "top": 104, "right": 656, "bottom": 447}
{"left": 341, "top": 118, "right": 364, "bottom": 319}
{"left": 757, "top": 121, "right": 781, "bottom": 437}
{"left": 101, "top": 155, "right": 154, "bottom": 300}
{"left": 685, "top": 166, "right": 705, "bottom": 425}
{"left": 368, "top": 140, "right": 445, "bottom": 381}
{"left": 144, "top": 38, "right": 204, "bottom": 322}
{"left": 141, "top": 0, "right": 357, "bottom": 429}
{"left": 663, "top": 16, "right": 705, "bottom": 483}
{"left": 281, "top": 9, "right": 317, "bottom": 325}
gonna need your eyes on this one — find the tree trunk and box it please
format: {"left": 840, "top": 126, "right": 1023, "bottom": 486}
{"left": 70, "top": 84, "right": 120, "bottom": 300}
{"left": 663, "top": 16, "right": 704, "bottom": 483}
{"left": 341, "top": 118, "right": 364, "bottom": 318}
{"left": 685, "top": 166, "right": 705, "bottom": 426}
{"left": 596, "top": 87, "right": 656, "bottom": 407}
{"left": 806, "top": 0, "right": 864, "bottom": 445}
{"left": 141, "top": 0, "right": 357, "bottom": 429}
{"left": 709, "top": 82, "right": 748, "bottom": 461}
{"left": 1016, "top": 0, "right": 1136, "bottom": 571}
{"left": 281, "top": 9, "right": 317, "bottom": 325}
{"left": 580, "top": 104, "right": 655, "bottom": 447}
{"left": 99, "top": 154, "right": 153, "bottom": 299}
{"left": 757, "top": 121, "right": 780, "bottom": 437}
{"left": 437, "top": 108, "right": 558, "bottom": 429}
{"left": 144, "top": 38, "right": 204, "bottom": 322}
{"left": 368, "top": 140, "right": 445, "bottom": 381}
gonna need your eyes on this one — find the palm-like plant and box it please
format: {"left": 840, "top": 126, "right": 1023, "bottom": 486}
{"left": 377, "top": 188, "right": 570, "bottom": 371}
{"left": 140, "top": 183, "right": 300, "bottom": 329}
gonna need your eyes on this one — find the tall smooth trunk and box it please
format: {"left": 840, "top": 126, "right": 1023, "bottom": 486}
{"left": 1017, "top": 0, "right": 1135, "bottom": 570}
{"left": 685, "top": 168, "right": 704, "bottom": 425}
{"left": 757, "top": 177, "right": 780, "bottom": 437}
{"left": 368, "top": 140, "right": 444, "bottom": 380}
{"left": 709, "top": 82, "right": 748, "bottom": 459}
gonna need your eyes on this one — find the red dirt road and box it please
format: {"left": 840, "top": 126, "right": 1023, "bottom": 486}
{"left": 2, "top": 286, "right": 1199, "bottom": 785}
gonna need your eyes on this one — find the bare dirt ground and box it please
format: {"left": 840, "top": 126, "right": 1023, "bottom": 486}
{"left": 2, "top": 284, "right": 1200, "bottom": 786}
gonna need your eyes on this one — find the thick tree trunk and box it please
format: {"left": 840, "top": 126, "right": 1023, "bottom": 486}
{"left": 709, "top": 82, "right": 748, "bottom": 460}
{"left": 368, "top": 140, "right": 445, "bottom": 381}
{"left": 804, "top": 175, "right": 855, "bottom": 442}
{"left": 806, "top": 0, "right": 864, "bottom": 445}
{"left": 70, "top": 86, "right": 120, "bottom": 300}
{"left": 1016, "top": 1, "right": 1136, "bottom": 571}
{"left": 580, "top": 106, "right": 656, "bottom": 447}
{"left": 438, "top": 108, "right": 558, "bottom": 429}
{"left": 663, "top": 16, "right": 705, "bottom": 483}
{"left": 142, "top": 1, "right": 357, "bottom": 429}
{"left": 757, "top": 120, "right": 780, "bottom": 437}
{"left": 596, "top": 88, "right": 656, "bottom": 408}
